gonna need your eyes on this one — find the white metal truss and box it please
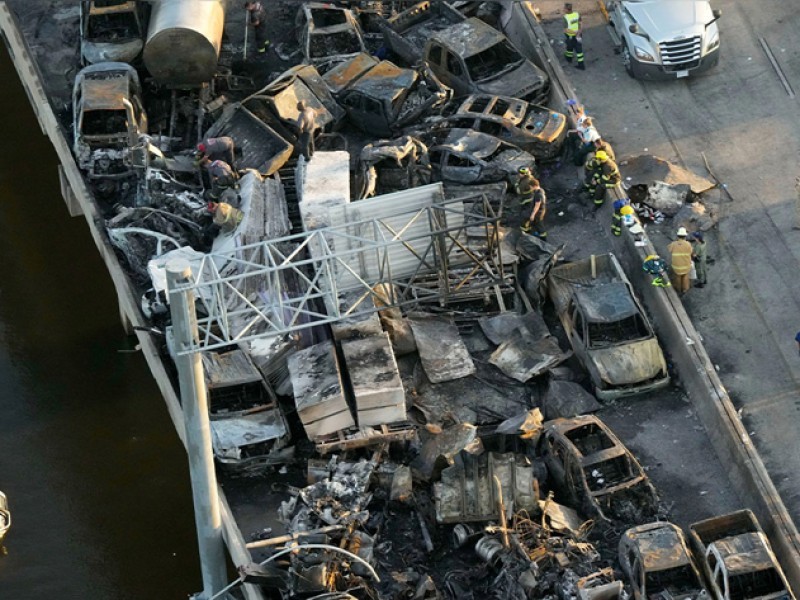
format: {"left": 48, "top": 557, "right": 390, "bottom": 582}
{"left": 170, "top": 193, "right": 505, "bottom": 354}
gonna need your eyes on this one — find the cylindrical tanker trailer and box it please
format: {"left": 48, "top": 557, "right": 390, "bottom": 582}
{"left": 143, "top": 0, "right": 225, "bottom": 88}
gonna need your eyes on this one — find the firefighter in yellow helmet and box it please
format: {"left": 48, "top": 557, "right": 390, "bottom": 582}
{"left": 584, "top": 149, "right": 620, "bottom": 207}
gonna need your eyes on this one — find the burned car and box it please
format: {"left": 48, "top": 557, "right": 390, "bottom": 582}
{"left": 80, "top": 0, "right": 146, "bottom": 65}
{"left": 546, "top": 253, "right": 669, "bottom": 400}
{"left": 243, "top": 64, "right": 344, "bottom": 143}
{"left": 424, "top": 128, "right": 535, "bottom": 185}
{"left": 72, "top": 62, "right": 148, "bottom": 183}
{"left": 422, "top": 94, "right": 567, "bottom": 160}
{"left": 423, "top": 18, "right": 550, "bottom": 104}
{"left": 203, "top": 347, "right": 293, "bottom": 475}
{"left": 297, "top": 2, "right": 366, "bottom": 70}
{"left": 537, "top": 415, "right": 658, "bottom": 522}
{"left": 325, "top": 53, "right": 451, "bottom": 137}
{"left": 619, "top": 522, "right": 709, "bottom": 600}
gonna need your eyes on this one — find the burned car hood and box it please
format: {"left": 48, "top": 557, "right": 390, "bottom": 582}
{"left": 590, "top": 338, "right": 666, "bottom": 386}
{"left": 82, "top": 39, "right": 143, "bottom": 65}
{"left": 624, "top": 0, "right": 715, "bottom": 43}
{"left": 477, "top": 62, "right": 548, "bottom": 103}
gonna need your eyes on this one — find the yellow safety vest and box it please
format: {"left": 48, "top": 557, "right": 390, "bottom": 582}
{"left": 564, "top": 12, "right": 581, "bottom": 36}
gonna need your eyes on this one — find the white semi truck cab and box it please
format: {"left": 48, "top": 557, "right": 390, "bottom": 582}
{"left": 607, "top": 0, "right": 721, "bottom": 79}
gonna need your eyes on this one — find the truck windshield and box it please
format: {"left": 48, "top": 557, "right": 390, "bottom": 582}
{"left": 465, "top": 41, "right": 523, "bottom": 83}
{"left": 728, "top": 568, "right": 786, "bottom": 600}
{"left": 82, "top": 109, "right": 128, "bottom": 136}
{"left": 645, "top": 565, "right": 701, "bottom": 597}
{"left": 86, "top": 11, "right": 139, "bottom": 41}
{"left": 587, "top": 315, "right": 650, "bottom": 348}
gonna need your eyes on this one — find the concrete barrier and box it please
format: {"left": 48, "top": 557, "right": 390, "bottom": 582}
{"left": 501, "top": 1, "right": 800, "bottom": 591}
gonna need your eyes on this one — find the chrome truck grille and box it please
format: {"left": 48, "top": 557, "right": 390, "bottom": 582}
{"left": 659, "top": 36, "right": 701, "bottom": 71}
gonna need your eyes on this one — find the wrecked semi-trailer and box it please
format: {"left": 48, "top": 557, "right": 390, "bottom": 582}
{"left": 546, "top": 253, "right": 669, "bottom": 400}
{"left": 689, "top": 510, "right": 795, "bottom": 600}
{"left": 607, "top": 0, "right": 722, "bottom": 80}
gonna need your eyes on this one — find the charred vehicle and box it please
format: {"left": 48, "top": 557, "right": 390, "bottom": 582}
{"left": 538, "top": 415, "right": 659, "bottom": 523}
{"left": 297, "top": 2, "right": 366, "bottom": 70}
{"left": 619, "top": 522, "right": 709, "bottom": 599}
{"left": 80, "top": 0, "right": 146, "bottom": 65}
{"left": 424, "top": 128, "right": 536, "bottom": 185}
{"left": 72, "top": 62, "right": 148, "bottom": 184}
{"left": 203, "top": 347, "right": 293, "bottom": 475}
{"left": 243, "top": 64, "right": 344, "bottom": 143}
{"left": 419, "top": 94, "right": 567, "bottom": 160}
{"left": 325, "top": 53, "right": 451, "bottom": 137}
{"left": 422, "top": 18, "right": 550, "bottom": 104}
{"left": 546, "top": 253, "right": 669, "bottom": 400}
{"left": 379, "top": 0, "right": 465, "bottom": 65}
{"left": 688, "top": 510, "right": 794, "bottom": 600}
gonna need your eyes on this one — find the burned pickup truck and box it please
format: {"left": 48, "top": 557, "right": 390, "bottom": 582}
{"left": 72, "top": 61, "right": 147, "bottom": 189}
{"left": 619, "top": 522, "right": 709, "bottom": 599}
{"left": 423, "top": 18, "right": 550, "bottom": 104}
{"left": 546, "top": 253, "right": 669, "bottom": 400}
{"left": 688, "top": 510, "right": 794, "bottom": 600}
{"left": 203, "top": 347, "right": 293, "bottom": 475}
{"left": 538, "top": 415, "right": 658, "bottom": 523}
{"left": 324, "top": 52, "right": 451, "bottom": 137}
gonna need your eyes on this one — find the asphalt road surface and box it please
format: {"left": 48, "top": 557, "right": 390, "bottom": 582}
{"left": 540, "top": 0, "right": 800, "bottom": 524}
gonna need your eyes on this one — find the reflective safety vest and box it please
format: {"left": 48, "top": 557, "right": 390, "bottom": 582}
{"left": 564, "top": 12, "right": 581, "bottom": 36}
{"left": 667, "top": 239, "right": 693, "bottom": 275}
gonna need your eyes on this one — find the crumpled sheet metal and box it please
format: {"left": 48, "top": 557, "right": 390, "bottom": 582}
{"left": 490, "top": 328, "right": 571, "bottom": 382}
{"left": 542, "top": 380, "right": 601, "bottom": 420}
{"left": 411, "top": 422, "right": 482, "bottom": 482}
{"left": 408, "top": 313, "right": 476, "bottom": 383}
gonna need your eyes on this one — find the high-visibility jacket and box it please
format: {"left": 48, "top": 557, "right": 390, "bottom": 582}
{"left": 667, "top": 239, "right": 693, "bottom": 275}
{"left": 564, "top": 12, "right": 581, "bottom": 36}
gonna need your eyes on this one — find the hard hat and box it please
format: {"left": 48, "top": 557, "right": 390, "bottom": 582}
{"left": 620, "top": 205, "right": 634, "bottom": 216}
{"left": 197, "top": 143, "right": 206, "bottom": 153}
{"left": 594, "top": 150, "right": 608, "bottom": 161}
{"left": 207, "top": 201, "right": 218, "bottom": 213}
{"left": 613, "top": 199, "right": 624, "bottom": 211}
{"left": 677, "top": 227, "right": 688, "bottom": 237}
{"left": 645, "top": 254, "right": 660, "bottom": 262}
{"left": 518, "top": 166, "right": 531, "bottom": 175}
{"left": 692, "top": 231, "right": 704, "bottom": 241}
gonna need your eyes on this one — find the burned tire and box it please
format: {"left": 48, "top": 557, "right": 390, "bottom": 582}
{"left": 621, "top": 42, "right": 635, "bottom": 78}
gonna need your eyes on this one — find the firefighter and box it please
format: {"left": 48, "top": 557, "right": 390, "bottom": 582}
{"left": 667, "top": 227, "right": 693, "bottom": 295}
{"left": 244, "top": 2, "right": 270, "bottom": 55}
{"left": 584, "top": 150, "right": 620, "bottom": 206}
{"left": 563, "top": 3, "right": 585, "bottom": 70}
{"left": 202, "top": 158, "right": 238, "bottom": 201}
{"left": 196, "top": 136, "right": 235, "bottom": 166}
{"left": 611, "top": 199, "right": 625, "bottom": 237}
{"left": 207, "top": 201, "right": 243, "bottom": 234}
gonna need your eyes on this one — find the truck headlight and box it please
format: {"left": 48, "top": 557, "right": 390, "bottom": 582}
{"left": 706, "top": 31, "right": 720, "bottom": 53}
{"left": 634, "top": 46, "right": 655, "bottom": 62}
